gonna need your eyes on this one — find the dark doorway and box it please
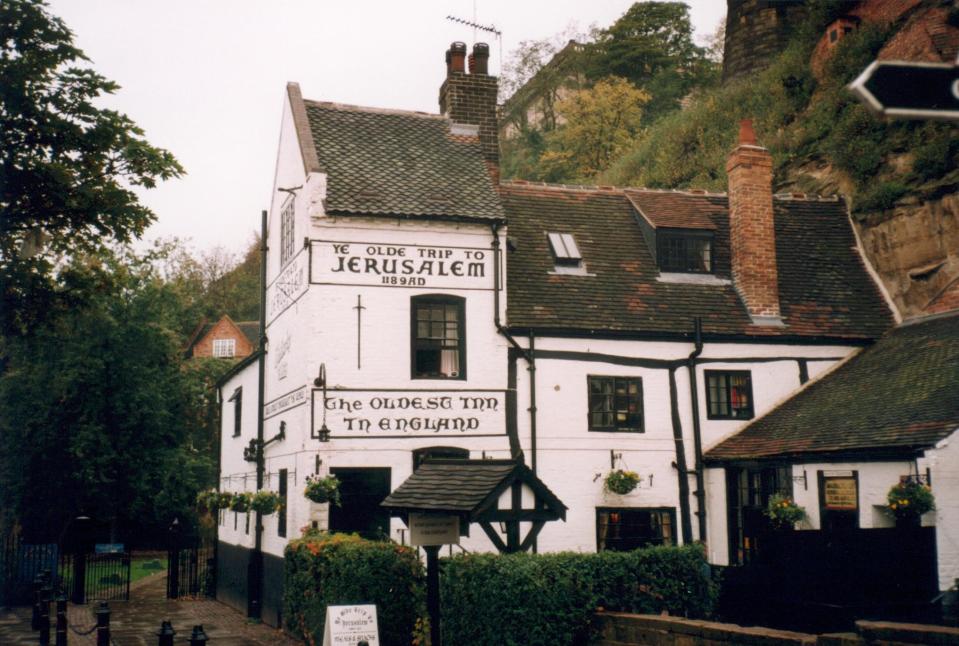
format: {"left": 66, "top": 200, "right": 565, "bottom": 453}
{"left": 329, "top": 468, "right": 391, "bottom": 539}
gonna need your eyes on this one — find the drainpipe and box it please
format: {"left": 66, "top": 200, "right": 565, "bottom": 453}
{"left": 249, "top": 209, "right": 268, "bottom": 620}
{"left": 669, "top": 368, "right": 694, "bottom": 545}
{"left": 490, "top": 223, "right": 532, "bottom": 465}
{"left": 686, "top": 317, "right": 707, "bottom": 542}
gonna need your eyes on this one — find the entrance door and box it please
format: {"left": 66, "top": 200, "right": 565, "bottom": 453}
{"left": 329, "top": 468, "right": 391, "bottom": 539}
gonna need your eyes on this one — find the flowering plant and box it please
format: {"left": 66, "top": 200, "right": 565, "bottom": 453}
{"left": 604, "top": 470, "right": 641, "bottom": 495}
{"left": 887, "top": 481, "right": 934, "bottom": 519}
{"left": 765, "top": 493, "right": 806, "bottom": 528}
{"left": 250, "top": 490, "right": 282, "bottom": 515}
{"left": 196, "top": 489, "right": 230, "bottom": 511}
{"left": 304, "top": 474, "right": 341, "bottom": 506}
{"left": 229, "top": 492, "right": 253, "bottom": 513}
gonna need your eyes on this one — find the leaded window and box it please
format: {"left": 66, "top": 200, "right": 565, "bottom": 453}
{"left": 213, "top": 338, "right": 236, "bottom": 358}
{"left": 706, "top": 370, "right": 754, "bottom": 420}
{"left": 657, "top": 233, "right": 712, "bottom": 273}
{"left": 411, "top": 296, "right": 465, "bottom": 379}
{"left": 588, "top": 376, "right": 643, "bottom": 432}
{"left": 597, "top": 508, "right": 675, "bottom": 551}
{"left": 280, "top": 198, "right": 295, "bottom": 267}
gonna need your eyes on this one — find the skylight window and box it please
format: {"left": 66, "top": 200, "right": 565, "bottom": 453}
{"left": 547, "top": 232, "right": 582, "bottom": 266}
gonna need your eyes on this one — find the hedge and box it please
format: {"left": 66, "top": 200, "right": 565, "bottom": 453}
{"left": 283, "top": 531, "right": 425, "bottom": 646}
{"left": 441, "top": 544, "right": 717, "bottom": 646}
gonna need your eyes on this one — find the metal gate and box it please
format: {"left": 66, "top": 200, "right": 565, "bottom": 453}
{"left": 167, "top": 534, "right": 215, "bottom": 598}
{"left": 0, "top": 534, "right": 130, "bottom": 605}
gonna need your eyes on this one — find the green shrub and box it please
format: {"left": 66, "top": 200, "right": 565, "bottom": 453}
{"left": 441, "top": 545, "right": 717, "bottom": 646}
{"left": 855, "top": 181, "right": 909, "bottom": 212}
{"left": 283, "top": 532, "right": 425, "bottom": 646}
{"left": 912, "top": 131, "right": 959, "bottom": 181}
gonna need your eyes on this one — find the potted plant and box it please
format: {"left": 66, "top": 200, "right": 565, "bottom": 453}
{"left": 765, "top": 493, "right": 806, "bottom": 529}
{"left": 229, "top": 492, "right": 253, "bottom": 513}
{"left": 304, "top": 474, "right": 341, "bottom": 506}
{"left": 196, "top": 489, "right": 233, "bottom": 512}
{"left": 887, "top": 481, "right": 934, "bottom": 526}
{"left": 604, "top": 469, "right": 641, "bottom": 495}
{"left": 251, "top": 490, "right": 282, "bottom": 515}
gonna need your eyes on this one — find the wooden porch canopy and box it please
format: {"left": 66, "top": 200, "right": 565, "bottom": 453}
{"left": 381, "top": 459, "right": 567, "bottom": 553}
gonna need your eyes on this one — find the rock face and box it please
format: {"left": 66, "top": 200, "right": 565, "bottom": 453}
{"left": 856, "top": 194, "right": 959, "bottom": 318}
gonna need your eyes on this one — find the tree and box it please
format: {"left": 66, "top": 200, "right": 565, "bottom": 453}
{"left": 538, "top": 77, "right": 649, "bottom": 181}
{"left": 0, "top": 0, "right": 183, "bottom": 337}
{"left": 588, "top": 2, "right": 717, "bottom": 124}
{"left": 0, "top": 245, "right": 217, "bottom": 542}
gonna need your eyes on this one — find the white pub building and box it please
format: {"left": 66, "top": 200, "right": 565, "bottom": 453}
{"left": 214, "top": 42, "right": 945, "bottom": 626}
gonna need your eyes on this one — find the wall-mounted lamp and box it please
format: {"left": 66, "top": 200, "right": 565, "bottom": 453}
{"left": 313, "top": 363, "right": 332, "bottom": 442}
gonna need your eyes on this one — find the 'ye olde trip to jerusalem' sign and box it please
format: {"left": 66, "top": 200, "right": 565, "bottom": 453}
{"left": 311, "top": 240, "right": 496, "bottom": 290}
{"left": 313, "top": 390, "right": 506, "bottom": 438}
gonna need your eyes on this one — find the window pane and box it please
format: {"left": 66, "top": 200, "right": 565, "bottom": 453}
{"left": 413, "top": 298, "right": 463, "bottom": 379}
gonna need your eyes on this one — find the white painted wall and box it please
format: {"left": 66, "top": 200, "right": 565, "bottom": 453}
{"left": 925, "top": 430, "right": 959, "bottom": 591}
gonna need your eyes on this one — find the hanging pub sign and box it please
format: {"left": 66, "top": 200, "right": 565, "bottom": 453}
{"left": 312, "top": 389, "right": 507, "bottom": 438}
{"left": 267, "top": 250, "right": 309, "bottom": 323}
{"left": 310, "top": 240, "right": 496, "bottom": 290}
{"left": 823, "top": 474, "right": 858, "bottom": 511}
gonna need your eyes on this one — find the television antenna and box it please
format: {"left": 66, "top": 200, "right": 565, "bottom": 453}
{"left": 445, "top": 13, "right": 502, "bottom": 72}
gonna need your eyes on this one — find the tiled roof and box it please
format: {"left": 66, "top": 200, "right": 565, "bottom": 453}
{"left": 382, "top": 460, "right": 566, "bottom": 519}
{"left": 235, "top": 321, "right": 259, "bottom": 345}
{"left": 625, "top": 189, "right": 718, "bottom": 230}
{"left": 502, "top": 183, "right": 894, "bottom": 340}
{"left": 925, "top": 278, "right": 959, "bottom": 315}
{"left": 303, "top": 101, "right": 504, "bottom": 222}
{"left": 705, "top": 311, "right": 959, "bottom": 462}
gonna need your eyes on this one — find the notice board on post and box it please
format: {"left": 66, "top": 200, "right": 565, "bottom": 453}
{"left": 322, "top": 604, "right": 379, "bottom": 646}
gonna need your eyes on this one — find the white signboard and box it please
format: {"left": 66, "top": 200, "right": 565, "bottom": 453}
{"left": 264, "top": 385, "right": 308, "bottom": 420}
{"left": 312, "top": 390, "right": 507, "bottom": 438}
{"left": 322, "top": 605, "right": 379, "bottom": 646}
{"left": 410, "top": 514, "right": 460, "bottom": 546}
{"left": 310, "top": 240, "right": 495, "bottom": 290}
{"left": 267, "top": 252, "right": 309, "bottom": 322}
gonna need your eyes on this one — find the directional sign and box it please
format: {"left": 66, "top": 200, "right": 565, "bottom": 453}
{"left": 850, "top": 60, "right": 959, "bottom": 121}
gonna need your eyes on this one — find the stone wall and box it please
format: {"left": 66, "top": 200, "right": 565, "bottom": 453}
{"left": 722, "top": 0, "right": 808, "bottom": 83}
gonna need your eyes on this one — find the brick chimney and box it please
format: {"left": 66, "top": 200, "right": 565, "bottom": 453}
{"left": 439, "top": 42, "right": 499, "bottom": 176}
{"left": 726, "top": 119, "right": 782, "bottom": 325}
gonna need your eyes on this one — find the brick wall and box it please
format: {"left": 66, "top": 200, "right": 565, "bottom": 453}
{"left": 192, "top": 317, "right": 255, "bottom": 358}
{"left": 723, "top": 0, "right": 808, "bottom": 83}
{"left": 726, "top": 125, "right": 781, "bottom": 321}
{"left": 439, "top": 68, "right": 499, "bottom": 167}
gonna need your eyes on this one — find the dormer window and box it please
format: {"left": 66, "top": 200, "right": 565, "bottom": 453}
{"left": 547, "top": 232, "right": 582, "bottom": 267}
{"left": 657, "top": 232, "right": 712, "bottom": 273}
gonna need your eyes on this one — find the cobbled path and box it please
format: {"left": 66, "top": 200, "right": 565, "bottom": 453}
{"left": 0, "top": 574, "right": 302, "bottom": 646}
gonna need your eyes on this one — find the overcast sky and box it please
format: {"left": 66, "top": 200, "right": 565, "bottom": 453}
{"left": 47, "top": 1, "right": 726, "bottom": 255}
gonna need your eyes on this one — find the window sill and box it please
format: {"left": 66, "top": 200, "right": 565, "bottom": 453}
{"left": 657, "top": 272, "right": 730, "bottom": 286}
{"left": 588, "top": 428, "right": 644, "bottom": 433}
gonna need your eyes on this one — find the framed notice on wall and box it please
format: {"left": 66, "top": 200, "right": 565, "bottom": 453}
{"left": 823, "top": 476, "right": 858, "bottom": 510}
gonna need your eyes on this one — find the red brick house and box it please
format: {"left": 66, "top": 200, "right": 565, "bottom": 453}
{"left": 185, "top": 315, "right": 258, "bottom": 359}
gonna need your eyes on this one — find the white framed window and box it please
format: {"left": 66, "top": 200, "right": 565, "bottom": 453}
{"left": 213, "top": 338, "right": 236, "bottom": 358}
{"left": 280, "top": 197, "right": 295, "bottom": 267}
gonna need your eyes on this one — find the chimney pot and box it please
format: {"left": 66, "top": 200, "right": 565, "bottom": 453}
{"left": 472, "top": 42, "right": 490, "bottom": 75}
{"left": 450, "top": 41, "right": 467, "bottom": 74}
{"left": 738, "top": 119, "right": 757, "bottom": 146}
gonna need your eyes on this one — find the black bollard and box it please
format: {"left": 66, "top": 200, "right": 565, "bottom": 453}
{"left": 95, "top": 601, "right": 110, "bottom": 646}
{"left": 32, "top": 573, "right": 43, "bottom": 630}
{"left": 55, "top": 594, "right": 67, "bottom": 646}
{"left": 189, "top": 624, "right": 208, "bottom": 646}
{"left": 39, "top": 582, "right": 52, "bottom": 646}
{"left": 157, "top": 620, "right": 175, "bottom": 646}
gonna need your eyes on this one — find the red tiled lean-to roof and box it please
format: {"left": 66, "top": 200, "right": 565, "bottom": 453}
{"left": 705, "top": 311, "right": 959, "bottom": 462}
{"left": 502, "top": 182, "right": 894, "bottom": 340}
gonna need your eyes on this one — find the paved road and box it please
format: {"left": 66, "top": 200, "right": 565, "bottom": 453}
{"left": 0, "top": 574, "right": 302, "bottom": 646}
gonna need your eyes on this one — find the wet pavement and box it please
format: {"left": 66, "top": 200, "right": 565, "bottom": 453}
{"left": 0, "top": 573, "right": 301, "bottom": 645}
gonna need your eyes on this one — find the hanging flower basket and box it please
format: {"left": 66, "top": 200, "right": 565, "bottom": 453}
{"left": 887, "top": 481, "right": 934, "bottom": 522}
{"left": 251, "top": 490, "right": 282, "bottom": 515}
{"left": 229, "top": 492, "right": 253, "bottom": 513}
{"left": 604, "top": 470, "right": 641, "bottom": 495}
{"left": 765, "top": 493, "right": 806, "bottom": 529}
{"left": 196, "top": 490, "right": 233, "bottom": 512}
{"left": 304, "top": 474, "right": 341, "bottom": 506}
